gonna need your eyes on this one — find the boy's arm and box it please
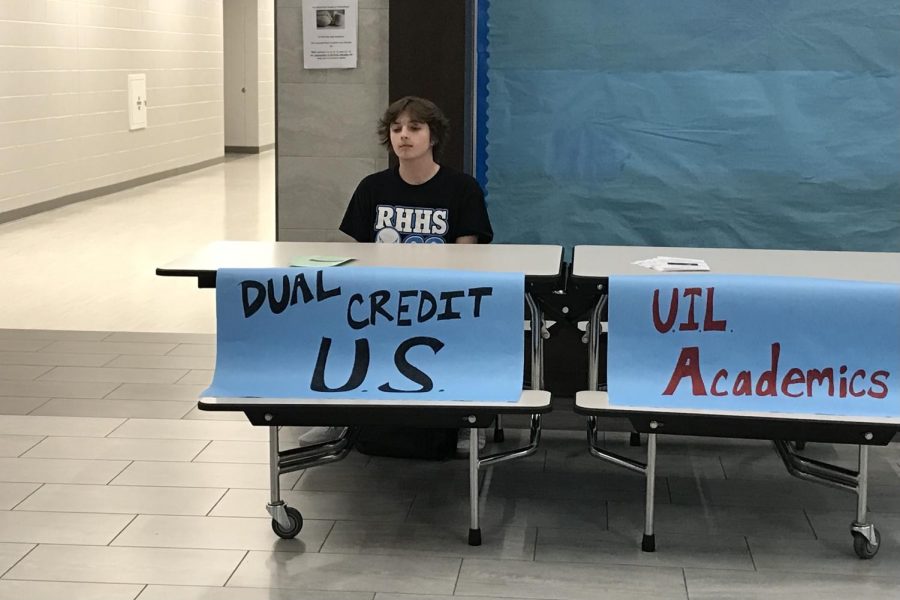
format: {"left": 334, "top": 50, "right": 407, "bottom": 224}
{"left": 455, "top": 235, "right": 478, "bottom": 244}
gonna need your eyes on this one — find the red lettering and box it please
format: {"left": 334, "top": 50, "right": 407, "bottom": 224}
{"left": 848, "top": 369, "right": 867, "bottom": 398}
{"left": 733, "top": 370, "right": 753, "bottom": 395}
{"left": 806, "top": 368, "right": 834, "bottom": 396}
{"left": 679, "top": 288, "right": 702, "bottom": 331}
{"left": 781, "top": 368, "right": 805, "bottom": 398}
{"left": 868, "top": 370, "right": 890, "bottom": 399}
{"left": 839, "top": 365, "right": 849, "bottom": 398}
{"left": 652, "top": 288, "right": 679, "bottom": 333}
{"left": 754, "top": 342, "right": 780, "bottom": 396}
{"left": 662, "top": 346, "right": 707, "bottom": 395}
{"left": 710, "top": 369, "right": 729, "bottom": 396}
{"left": 702, "top": 287, "right": 727, "bottom": 331}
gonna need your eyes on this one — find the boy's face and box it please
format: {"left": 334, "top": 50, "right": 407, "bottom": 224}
{"left": 389, "top": 111, "right": 433, "bottom": 162}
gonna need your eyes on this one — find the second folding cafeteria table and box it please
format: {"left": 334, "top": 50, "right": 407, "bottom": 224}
{"left": 569, "top": 244, "right": 900, "bottom": 558}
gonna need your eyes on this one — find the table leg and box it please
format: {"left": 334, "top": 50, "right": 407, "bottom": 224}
{"left": 469, "top": 427, "right": 482, "bottom": 546}
{"left": 642, "top": 432, "right": 657, "bottom": 552}
{"left": 266, "top": 425, "right": 291, "bottom": 529}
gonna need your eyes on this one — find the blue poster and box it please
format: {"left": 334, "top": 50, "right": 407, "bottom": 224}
{"left": 608, "top": 275, "right": 900, "bottom": 417}
{"left": 204, "top": 267, "right": 524, "bottom": 402}
{"left": 476, "top": 1, "right": 900, "bottom": 251}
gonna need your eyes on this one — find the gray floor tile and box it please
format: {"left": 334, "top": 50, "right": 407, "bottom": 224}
{"left": 1, "top": 380, "right": 119, "bottom": 399}
{"left": 0, "top": 580, "right": 142, "bottom": 600}
{"left": 484, "top": 469, "right": 670, "bottom": 502}
{"left": 321, "top": 521, "right": 535, "bottom": 560}
{"left": 0, "top": 365, "right": 53, "bottom": 380}
{"left": 113, "top": 514, "right": 333, "bottom": 552}
{"left": 0, "top": 510, "right": 134, "bottom": 545}
{"left": 138, "top": 585, "right": 373, "bottom": 600}
{"left": 38, "top": 366, "right": 188, "bottom": 384}
{"left": 41, "top": 341, "right": 177, "bottom": 356}
{"left": 30, "top": 398, "right": 193, "bottom": 419}
{"left": 16, "top": 484, "right": 226, "bottom": 516}
{"left": 0, "top": 396, "right": 49, "bottom": 415}
{"left": 608, "top": 501, "right": 815, "bottom": 538}
{"left": 105, "top": 332, "right": 214, "bottom": 344}
{"left": 749, "top": 537, "right": 900, "bottom": 576}
{"left": 0, "top": 457, "right": 129, "bottom": 484}
{"left": 0, "top": 415, "right": 124, "bottom": 436}
{"left": 0, "top": 482, "right": 40, "bottom": 510}
{"left": 168, "top": 344, "right": 216, "bottom": 357}
{"left": 228, "top": 551, "right": 460, "bottom": 594}
{"left": 192, "top": 441, "right": 269, "bottom": 464}
{"left": 0, "top": 435, "right": 43, "bottom": 457}
{"left": 210, "top": 488, "right": 413, "bottom": 522}
{"left": 106, "top": 355, "right": 216, "bottom": 370}
{"left": 0, "top": 330, "right": 109, "bottom": 342}
{"left": 408, "top": 492, "right": 608, "bottom": 530}
{"left": 668, "top": 475, "right": 888, "bottom": 510}
{"left": 806, "top": 509, "right": 900, "bottom": 545}
{"left": 374, "top": 596, "right": 535, "bottom": 600}
{"left": 684, "top": 567, "right": 900, "bottom": 599}
{"left": 0, "top": 351, "right": 116, "bottom": 367}
{"left": 294, "top": 467, "right": 470, "bottom": 494}
{"left": 0, "top": 397, "right": 49, "bottom": 415}
{"left": 107, "top": 418, "right": 265, "bottom": 441}
{"left": 176, "top": 370, "right": 213, "bottom": 385}
{"left": 0, "top": 339, "right": 50, "bottom": 352}
{"left": 456, "top": 558, "right": 687, "bottom": 600}
{"left": 111, "top": 461, "right": 301, "bottom": 489}
{"left": 535, "top": 527, "right": 754, "bottom": 570}
{"left": 182, "top": 407, "right": 247, "bottom": 421}
{"left": 0, "top": 542, "right": 34, "bottom": 575}
{"left": 106, "top": 383, "right": 208, "bottom": 401}
{"left": 5, "top": 544, "right": 245, "bottom": 586}
{"left": 23, "top": 437, "right": 207, "bottom": 461}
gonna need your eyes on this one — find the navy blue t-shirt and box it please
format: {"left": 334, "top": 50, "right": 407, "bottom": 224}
{"left": 339, "top": 166, "right": 493, "bottom": 244}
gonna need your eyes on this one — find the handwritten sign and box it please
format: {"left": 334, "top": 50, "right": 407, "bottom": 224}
{"left": 608, "top": 275, "right": 900, "bottom": 417}
{"left": 204, "top": 267, "right": 524, "bottom": 402}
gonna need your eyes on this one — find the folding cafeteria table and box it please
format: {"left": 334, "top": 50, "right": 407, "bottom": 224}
{"left": 157, "top": 240, "right": 563, "bottom": 545}
{"left": 569, "top": 245, "right": 900, "bottom": 558}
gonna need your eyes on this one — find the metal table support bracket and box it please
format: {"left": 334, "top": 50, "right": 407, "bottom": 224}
{"left": 586, "top": 415, "right": 658, "bottom": 552}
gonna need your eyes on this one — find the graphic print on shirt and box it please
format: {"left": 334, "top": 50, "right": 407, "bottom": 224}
{"left": 374, "top": 204, "right": 449, "bottom": 243}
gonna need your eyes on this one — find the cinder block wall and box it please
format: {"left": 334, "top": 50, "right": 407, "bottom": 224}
{"left": 275, "top": 0, "right": 388, "bottom": 241}
{"left": 0, "top": 0, "right": 225, "bottom": 219}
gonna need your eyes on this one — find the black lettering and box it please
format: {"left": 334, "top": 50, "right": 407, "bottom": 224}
{"left": 310, "top": 337, "right": 369, "bottom": 392}
{"left": 378, "top": 336, "right": 444, "bottom": 393}
{"left": 417, "top": 290, "right": 437, "bottom": 322}
{"left": 291, "top": 273, "right": 314, "bottom": 305}
{"left": 437, "top": 290, "right": 465, "bottom": 321}
{"left": 346, "top": 293, "right": 367, "bottom": 330}
{"left": 315, "top": 270, "right": 341, "bottom": 301}
{"left": 240, "top": 280, "right": 266, "bottom": 318}
{"left": 467, "top": 287, "right": 493, "bottom": 318}
{"left": 396, "top": 290, "right": 417, "bottom": 326}
{"left": 267, "top": 275, "right": 291, "bottom": 314}
{"left": 369, "top": 290, "right": 393, "bottom": 324}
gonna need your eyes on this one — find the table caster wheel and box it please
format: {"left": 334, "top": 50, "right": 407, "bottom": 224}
{"left": 271, "top": 506, "right": 303, "bottom": 539}
{"left": 852, "top": 528, "right": 880, "bottom": 559}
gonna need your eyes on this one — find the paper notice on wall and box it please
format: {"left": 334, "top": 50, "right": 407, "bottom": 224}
{"left": 302, "top": 0, "right": 358, "bottom": 69}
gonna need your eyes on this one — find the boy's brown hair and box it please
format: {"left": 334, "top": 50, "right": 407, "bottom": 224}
{"left": 378, "top": 96, "right": 450, "bottom": 160}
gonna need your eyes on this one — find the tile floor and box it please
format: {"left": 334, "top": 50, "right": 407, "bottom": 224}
{"left": 1, "top": 153, "right": 899, "bottom": 599}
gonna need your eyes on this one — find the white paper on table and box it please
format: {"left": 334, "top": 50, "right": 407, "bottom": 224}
{"left": 632, "top": 256, "right": 710, "bottom": 272}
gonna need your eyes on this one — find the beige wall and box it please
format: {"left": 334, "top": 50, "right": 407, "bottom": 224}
{"left": 275, "top": 0, "right": 388, "bottom": 241}
{"left": 258, "top": 0, "right": 275, "bottom": 146}
{"left": 0, "top": 0, "right": 225, "bottom": 218}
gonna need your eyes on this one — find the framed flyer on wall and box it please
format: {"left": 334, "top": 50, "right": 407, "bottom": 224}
{"left": 302, "top": 0, "right": 358, "bottom": 69}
